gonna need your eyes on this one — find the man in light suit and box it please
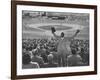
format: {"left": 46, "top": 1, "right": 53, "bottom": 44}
{"left": 51, "top": 27, "right": 80, "bottom": 67}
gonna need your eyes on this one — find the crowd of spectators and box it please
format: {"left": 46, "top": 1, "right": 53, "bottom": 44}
{"left": 22, "top": 38, "right": 89, "bottom": 69}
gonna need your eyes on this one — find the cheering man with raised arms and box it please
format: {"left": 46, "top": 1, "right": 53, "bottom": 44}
{"left": 51, "top": 27, "right": 80, "bottom": 67}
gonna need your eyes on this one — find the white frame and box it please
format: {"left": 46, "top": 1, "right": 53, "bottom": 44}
{"left": 17, "top": 5, "right": 95, "bottom": 76}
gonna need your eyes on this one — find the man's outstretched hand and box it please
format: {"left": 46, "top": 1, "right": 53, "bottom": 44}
{"left": 76, "top": 29, "right": 80, "bottom": 34}
{"left": 51, "top": 27, "right": 56, "bottom": 33}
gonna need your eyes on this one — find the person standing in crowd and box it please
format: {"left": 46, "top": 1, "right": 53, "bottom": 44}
{"left": 51, "top": 27, "right": 80, "bottom": 67}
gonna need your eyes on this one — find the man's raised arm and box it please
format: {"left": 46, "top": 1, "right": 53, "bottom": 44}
{"left": 71, "top": 29, "right": 80, "bottom": 39}
{"left": 51, "top": 27, "right": 60, "bottom": 39}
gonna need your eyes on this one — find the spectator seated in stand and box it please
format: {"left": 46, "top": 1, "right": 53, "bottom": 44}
{"left": 37, "top": 46, "right": 48, "bottom": 63}
{"left": 22, "top": 38, "right": 89, "bottom": 68}
{"left": 22, "top": 54, "right": 39, "bottom": 69}
{"left": 50, "top": 51, "right": 58, "bottom": 63}
{"left": 44, "top": 54, "right": 58, "bottom": 68}
{"left": 31, "top": 49, "right": 44, "bottom": 68}
{"left": 67, "top": 49, "right": 84, "bottom": 66}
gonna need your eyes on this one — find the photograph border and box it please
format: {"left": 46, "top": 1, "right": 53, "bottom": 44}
{"left": 11, "top": 1, "right": 97, "bottom": 80}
